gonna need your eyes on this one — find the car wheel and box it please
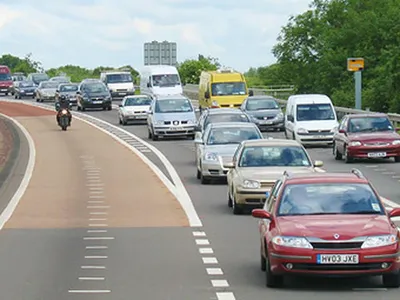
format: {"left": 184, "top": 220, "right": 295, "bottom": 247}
{"left": 200, "top": 164, "right": 210, "bottom": 184}
{"left": 344, "top": 146, "right": 353, "bottom": 163}
{"left": 82, "top": 106, "right": 86, "bottom": 111}
{"left": 108, "top": 105, "right": 112, "bottom": 111}
{"left": 148, "top": 128, "right": 152, "bottom": 139}
{"left": 261, "top": 243, "right": 266, "bottom": 271}
{"left": 5, "top": 92, "right": 8, "bottom": 96}
{"left": 265, "top": 250, "right": 284, "bottom": 288}
{"left": 18, "top": 95, "right": 21, "bottom": 99}
{"left": 395, "top": 156, "right": 400, "bottom": 163}
{"left": 232, "top": 194, "right": 243, "bottom": 215}
{"left": 119, "top": 116, "right": 122, "bottom": 125}
{"left": 227, "top": 188, "right": 233, "bottom": 207}
{"left": 292, "top": 132, "right": 295, "bottom": 141}
{"left": 14, "top": 94, "right": 17, "bottom": 99}
{"left": 196, "top": 168, "right": 201, "bottom": 179}
{"left": 152, "top": 132, "right": 158, "bottom": 141}
{"left": 333, "top": 142, "right": 342, "bottom": 160}
{"left": 122, "top": 118, "right": 127, "bottom": 126}
{"left": 77, "top": 105, "right": 81, "bottom": 111}
{"left": 382, "top": 272, "right": 400, "bottom": 288}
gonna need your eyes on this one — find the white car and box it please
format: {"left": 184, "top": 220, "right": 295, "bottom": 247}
{"left": 118, "top": 95, "right": 152, "bottom": 125}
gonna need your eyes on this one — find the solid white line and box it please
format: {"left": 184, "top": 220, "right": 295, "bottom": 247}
{"left": 0, "top": 112, "right": 36, "bottom": 230}
{"left": 392, "top": 175, "right": 400, "bottom": 179}
{"left": 89, "top": 224, "right": 108, "bottom": 227}
{"left": 90, "top": 212, "right": 108, "bottom": 215}
{"left": 79, "top": 277, "right": 105, "bottom": 281}
{"left": 81, "top": 266, "right": 106, "bottom": 269}
{"left": 85, "top": 256, "right": 108, "bottom": 259}
{"left": 207, "top": 268, "right": 223, "bottom": 275}
{"left": 89, "top": 218, "right": 107, "bottom": 221}
{"left": 86, "top": 246, "right": 108, "bottom": 249}
{"left": 374, "top": 168, "right": 386, "bottom": 172}
{"left": 216, "top": 292, "right": 236, "bottom": 300}
{"left": 202, "top": 257, "right": 218, "bottom": 264}
{"left": 196, "top": 239, "right": 210, "bottom": 245}
{"left": 193, "top": 231, "right": 206, "bottom": 236}
{"left": 211, "top": 280, "right": 229, "bottom": 287}
{"left": 84, "top": 237, "right": 114, "bottom": 240}
{"left": 68, "top": 290, "right": 110, "bottom": 293}
{"left": 87, "top": 229, "right": 107, "bottom": 233}
{"left": 87, "top": 206, "right": 110, "bottom": 208}
{"left": 199, "top": 248, "right": 214, "bottom": 254}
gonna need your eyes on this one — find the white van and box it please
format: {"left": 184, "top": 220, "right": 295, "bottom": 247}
{"left": 100, "top": 71, "right": 135, "bottom": 100}
{"left": 284, "top": 94, "right": 338, "bottom": 146}
{"left": 140, "top": 65, "right": 183, "bottom": 98}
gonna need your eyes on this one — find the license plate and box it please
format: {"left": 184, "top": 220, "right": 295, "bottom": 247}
{"left": 26, "top": 93, "right": 33, "bottom": 95}
{"left": 368, "top": 152, "right": 386, "bottom": 158}
{"left": 93, "top": 101, "right": 103, "bottom": 104}
{"left": 317, "top": 254, "right": 359, "bottom": 264}
{"left": 119, "top": 92, "right": 126, "bottom": 95}
{"left": 169, "top": 127, "right": 183, "bottom": 131}
{"left": 314, "top": 135, "right": 326, "bottom": 139}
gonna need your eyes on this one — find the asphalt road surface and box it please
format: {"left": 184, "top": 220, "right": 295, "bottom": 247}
{"left": 1, "top": 96, "right": 400, "bottom": 300}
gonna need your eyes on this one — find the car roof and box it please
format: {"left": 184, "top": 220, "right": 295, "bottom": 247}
{"left": 246, "top": 96, "right": 276, "bottom": 100}
{"left": 81, "top": 79, "right": 102, "bottom": 84}
{"left": 123, "top": 94, "right": 150, "bottom": 98}
{"left": 241, "top": 139, "right": 301, "bottom": 147}
{"left": 59, "top": 82, "right": 77, "bottom": 86}
{"left": 347, "top": 113, "right": 388, "bottom": 118}
{"left": 207, "top": 108, "right": 246, "bottom": 115}
{"left": 208, "top": 122, "right": 258, "bottom": 128}
{"left": 154, "top": 94, "right": 188, "bottom": 100}
{"left": 284, "top": 172, "right": 368, "bottom": 185}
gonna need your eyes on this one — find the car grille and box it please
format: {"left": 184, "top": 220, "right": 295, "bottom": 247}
{"left": 134, "top": 111, "right": 147, "bottom": 114}
{"left": 364, "top": 142, "right": 390, "bottom": 146}
{"left": 310, "top": 242, "right": 363, "bottom": 249}
{"left": 91, "top": 97, "right": 104, "bottom": 101}
{"left": 308, "top": 130, "right": 331, "bottom": 134}
{"left": 117, "top": 89, "right": 127, "bottom": 92}
{"left": 163, "top": 120, "right": 189, "bottom": 125}
{"left": 256, "top": 116, "right": 274, "bottom": 120}
{"left": 259, "top": 181, "right": 276, "bottom": 189}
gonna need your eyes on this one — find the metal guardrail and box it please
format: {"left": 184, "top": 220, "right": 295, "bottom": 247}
{"left": 182, "top": 84, "right": 400, "bottom": 126}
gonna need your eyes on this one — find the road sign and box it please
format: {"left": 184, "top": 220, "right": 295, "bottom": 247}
{"left": 347, "top": 58, "right": 364, "bottom": 71}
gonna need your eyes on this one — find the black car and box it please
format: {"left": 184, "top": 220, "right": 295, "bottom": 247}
{"left": 14, "top": 80, "right": 36, "bottom": 99}
{"left": 76, "top": 79, "right": 112, "bottom": 111}
{"left": 56, "top": 83, "right": 78, "bottom": 105}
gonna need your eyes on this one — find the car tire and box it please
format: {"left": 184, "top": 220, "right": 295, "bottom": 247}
{"left": 395, "top": 156, "right": 400, "bottom": 163}
{"left": 14, "top": 94, "right": 17, "bottom": 99}
{"left": 152, "top": 132, "right": 158, "bottom": 141}
{"left": 265, "top": 250, "right": 284, "bottom": 288}
{"left": 382, "top": 272, "right": 400, "bottom": 288}
{"left": 122, "top": 118, "right": 127, "bottom": 126}
{"left": 5, "top": 92, "right": 8, "bottom": 96}
{"left": 119, "top": 117, "right": 122, "bottom": 125}
{"left": 344, "top": 145, "right": 353, "bottom": 163}
{"left": 333, "top": 142, "right": 342, "bottom": 160}
{"left": 200, "top": 165, "right": 210, "bottom": 184}
{"left": 228, "top": 189, "right": 233, "bottom": 207}
{"left": 292, "top": 132, "right": 295, "bottom": 141}
{"left": 232, "top": 194, "right": 243, "bottom": 215}
{"left": 196, "top": 168, "right": 201, "bottom": 179}
{"left": 148, "top": 128, "right": 152, "bottom": 139}
{"left": 108, "top": 106, "right": 112, "bottom": 111}
{"left": 77, "top": 105, "right": 81, "bottom": 111}
{"left": 261, "top": 243, "right": 266, "bottom": 271}
{"left": 18, "top": 95, "right": 21, "bottom": 99}
{"left": 82, "top": 106, "right": 86, "bottom": 111}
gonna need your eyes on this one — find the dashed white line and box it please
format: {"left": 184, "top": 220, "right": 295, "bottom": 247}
{"left": 90, "top": 191, "right": 104, "bottom": 194}
{"left": 207, "top": 268, "right": 223, "bottom": 275}
{"left": 199, "top": 248, "right": 214, "bottom": 254}
{"left": 89, "top": 224, "right": 108, "bottom": 227}
{"left": 87, "top": 206, "right": 110, "bottom": 208}
{"left": 89, "top": 195, "right": 105, "bottom": 198}
{"left": 193, "top": 231, "right": 206, "bottom": 236}
{"left": 85, "top": 256, "right": 108, "bottom": 259}
{"left": 89, "top": 187, "right": 104, "bottom": 190}
{"left": 86, "top": 246, "right": 108, "bottom": 249}
{"left": 87, "top": 229, "right": 107, "bottom": 233}
{"left": 382, "top": 172, "right": 396, "bottom": 175}
{"left": 81, "top": 266, "right": 106, "bottom": 269}
{"left": 86, "top": 183, "right": 104, "bottom": 187}
{"left": 374, "top": 168, "right": 386, "bottom": 172}
{"left": 202, "top": 257, "right": 218, "bottom": 264}
{"left": 196, "top": 239, "right": 210, "bottom": 245}
{"left": 365, "top": 165, "right": 378, "bottom": 168}
{"left": 216, "top": 292, "right": 236, "bottom": 300}
{"left": 68, "top": 290, "right": 110, "bottom": 293}
{"left": 88, "top": 201, "right": 105, "bottom": 204}
{"left": 211, "top": 280, "right": 229, "bottom": 287}
{"left": 79, "top": 277, "right": 105, "bottom": 281}
{"left": 89, "top": 218, "right": 107, "bottom": 221}
{"left": 90, "top": 212, "right": 108, "bottom": 215}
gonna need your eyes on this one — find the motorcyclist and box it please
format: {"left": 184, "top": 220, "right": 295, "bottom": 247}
{"left": 55, "top": 95, "right": 72, "bottom": 125}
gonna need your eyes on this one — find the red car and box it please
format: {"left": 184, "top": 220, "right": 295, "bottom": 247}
{"left": 0, "top": 65, "right": 13, "bottom": 96}
{"left": 332, "top": 113, "right": 400, "bottom": 163}
{"left": 252, "top": 169, "right": 400, "bottom": 288}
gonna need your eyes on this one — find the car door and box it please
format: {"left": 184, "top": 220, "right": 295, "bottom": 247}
{"left": 197, "top": 125, "right": 211, "bottom": 169}
{"left": 285, "top": 103, "right": 295, "bottom": 138}
{"left": 260, "top": 180, "right": 283, "bottom": 240}
{"left": 147, "top": 99, "right": 155, "bottom": 130}
{"left": 228, "top": 143, "right": 244, "bottom": 193}
{"left": 336, "top": 116, "right": 348, "bottom": 153}
{"left": 119, "top": 97, "right": 126, "bottom": 119}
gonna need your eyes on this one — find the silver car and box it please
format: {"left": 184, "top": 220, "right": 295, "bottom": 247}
{"left": 35, "top": 80, "right": 60, "bottom": 102}
{"left": 147, "top": 94, "right": 198, "bottom": 140}
{"left": 195, "top": 122, "right": 264, "bottom": 184}
{"left": 240, "top": 96, "right": 285, "bottom": 131}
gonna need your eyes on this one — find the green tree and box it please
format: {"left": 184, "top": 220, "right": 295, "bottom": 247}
{"left": 0, "top": 53, "right": 42, "bottom": 74}
{"left": 178, "top": 55, "right": 220, "bottom": 84}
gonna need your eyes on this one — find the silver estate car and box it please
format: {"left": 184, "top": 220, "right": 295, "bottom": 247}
{"left": 147, "top": 94, "right": 198, "bottom": 140}
{"left": 195, "top": 122, "right": 264, "bottom": 184}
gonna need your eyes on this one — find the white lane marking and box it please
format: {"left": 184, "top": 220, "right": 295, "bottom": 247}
{"left": 88, "top": 179, "right": 102, "bottom": 182}
{"left": 90, "top": 212, "right": 108, "bottom": 215}
{"left": 211, "top": 280, "right": 229, "bottom": 287}
{"left": 86, "top": 246, "right": 108, "bottom": 249}
{"left": 87, "top": 206, "right": 110, "bottom": 208}
{"left": 87, "top": 230, "right": 107, "bottom": 233}
{"left": 89, "top": 218, "right": 107, "bottom": 221}
{"left": 89, "top": 195, "right": 105, "bottom": 198}
{"left": 195, "top": 239, "right": 210, "bottom": 245}
{"left": 86, "top": 183, "right": 104, "bottom": 187}
{"left": 207, "top": 268, "right": 223, "bottom": 275}
{"left": 382, "top": 172, "right": 395, "bottom": 175}
{"left": 85, "top": 256, "right": 108, "bottom": 259}
{"left": 0, "top": 112, "right": 36, "bottom": 230}
{"left": 89, "top": 187, "right": 104, "bottom": 190}
{"left": 88, "top": 201, "right": 104, "bottom": 204}
{"left": 193, "top": 231, "right": 206, "bottom": 236}
{"left": 81, "top": 266, "right": 106, "bottom": 269}
{"left": 87, "top": 176, "right": 100, "bottom": 179}
{"left": 90, "top": 191, "right": 104, "bottom": 194}
{"left": 216, "top": 292, "right": 236, "bottom": 300}
{"left": 202, "top": 257, "right": 218, "bottom": 264}
{"left": 199, "top": 248, "right": 214, "bottom": 254}
{"left": 79, "top": 277, "right": 105, "bottom": 281}
{"left": 374, "top": 168, "right": 386, "bottom": 172}
{"left": 68, "top": 290, "right": 111, "bottom": 293}
{"left": 391, "top": 216, "right": 400, "bottom": 221}
{"left": 392, "top": 175, "right": 400, "bottom": 179}
{"left": 365, "top": 165, "right": 378, "bottom": 168}
{"left": 89, "top": 224, "right": 108, "bottom": 227}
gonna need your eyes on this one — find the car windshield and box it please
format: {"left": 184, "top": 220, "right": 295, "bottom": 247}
{"left": 60, "top": 85, "right": 78, "bottom": 92}
{"left": 40, "top": 82, "right": 59, "bottom": 89}
{"left": 33, "top": 74, "right": 49, "bottom": 81}
{"left": 207, "top": 127, "right": 261, "bottom": 145}
{"left": 277, "top": 183, "right": 384, "bottom": 216}
{"left": 84, "top": 83, "right": 107, "bottom": 93}
{"left": 155, "top": 98, "right": 192, "bottom": 113}
{"left": 246, "top": 99, "right": 279, "bottom": 110}
{"left": 348, "top": 117, "right": 394, "bottom": 132}
{"left": 211, "top": 82, "right": 246, "bottom": 96}
{"left": 0, "top": 73, "right": 12, "bottom": 81}
{"left": 124, "top": 97, "right": 151, "bottom": 106}
{"left": 152, "top": 74, "right": 180, "bottom": 87}
{"left": 296, "top": 103, "right": 335, "bottom": 121}
{"left": 106, "top": 73, "right": 132, "bottom": 83}
{"left": 20, "top": 81, "right": 35, "bottom": 87}
{"left": 239, "top": 146, "right": 311, "bottom": 167}
{"left": 204, "top": 114, "right": 250, "bottom": 129}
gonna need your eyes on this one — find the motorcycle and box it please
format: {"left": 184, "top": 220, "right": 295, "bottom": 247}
{"left": 58, "top": 108, "right": 71, "bottom": 131}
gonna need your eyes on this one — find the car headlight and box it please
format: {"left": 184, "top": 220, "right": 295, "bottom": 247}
{"left": 187, "top": 119, "right": 195, "bottom": 124}
{"left": 211, "top": 101, "right": 219, "bottom": 107}
{"left": 242, "top": 179, "right": 260, "bottom": 189}
{"left": 272, "top": 236, "right": 313, "bottom": 249}
{"left": 349, "top": 141, "right": 362, "bottom": 146}
{"left": 392, "top": 140, "right": 400, "bottom": 145}
{"left": 361, "top": 235, "right": 397, "bottom": 249}
{"left": 297, "top": 128, "right": 308, "bottom": 134}
{"left": 331, "top": 126, "right": 338, "bottom": 132}
{"left": 20, "top": 89, "right": 25, "bottom": 93}
{"left": 154, "top": 120, "right": 164, "bottom": 125}
{"left": 276, "top": 112, "right": 283, "bottom": 119}
{"left": 204, "top": 152, "right": 218, "bottom": 161}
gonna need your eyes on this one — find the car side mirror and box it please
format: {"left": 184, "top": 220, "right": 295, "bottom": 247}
{"left": 147, "top": 82, "right": 151, "bottom": 88}
{"left": 339, "top": 129, "right": 346, "bottom": 134}
{"left": 287, "top": 115, "right": 294, "bottom": 122}
{"left": 147, "top": 110, "right": 152, "bottom": 114}
{"left": 252, "top": 209, "right": 272, "bottom": 220}
{"left": 56, "top": 89, "right": 59, "bottom": 92}
{"left": 204, "top": 91, "right": 210, "bottom": 99}
{"left": 223, "top": 161, "right": 234, "bottom": 169}
{"left": 389, "top": 207, "right": 400, "bottom": 218}
{"left": 248, "top": 90, "right": 254, "bottom": 96}
{"left": 313, "top": 160, "right": 323, "bottom": 167}
{"left": 195, "top": 108, "right": 200, "bottom": 113}
{"left": 119, "top": 104, "right": 123, "bottom": 107}
{"left": 194, "top": 138, "right": 203, "bottom": 144}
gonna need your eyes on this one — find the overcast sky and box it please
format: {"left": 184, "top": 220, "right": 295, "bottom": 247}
{"left": 0, "top": 0, "right": 311, "bottom": 72}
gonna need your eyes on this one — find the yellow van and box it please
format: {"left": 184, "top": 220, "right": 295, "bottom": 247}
{"left": 198, "top": 69, "right": 253, "bottom": 110}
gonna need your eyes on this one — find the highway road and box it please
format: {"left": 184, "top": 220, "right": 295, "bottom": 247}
{"left": 1, "top": 96, "right": 400, "bottom": 299}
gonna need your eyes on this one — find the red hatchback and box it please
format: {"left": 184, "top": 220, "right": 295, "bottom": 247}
{"left": 0, "top": 65, "right": 13, "bottom": 95}
{"left": 332, "top": 113, "right": 400, "bottom": 163}
{"left": 252, "top": 170, "right": 400, "bottom": 288}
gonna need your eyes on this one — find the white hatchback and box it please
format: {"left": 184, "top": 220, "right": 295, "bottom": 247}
{"left": 118, "top": 95, "right": 152, "bottom": 125}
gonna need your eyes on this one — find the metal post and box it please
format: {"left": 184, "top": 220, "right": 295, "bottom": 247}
{"left": 354, "top": 71, "right": 362, "bottom": 109}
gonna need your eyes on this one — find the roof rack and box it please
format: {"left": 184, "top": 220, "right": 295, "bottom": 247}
{"left": 351, "top": 168, "right": 365, "bottom": 179}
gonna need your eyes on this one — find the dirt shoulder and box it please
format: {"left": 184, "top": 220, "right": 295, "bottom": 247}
{"left": 0, "top": 102, "right": 189, "bottom": 229}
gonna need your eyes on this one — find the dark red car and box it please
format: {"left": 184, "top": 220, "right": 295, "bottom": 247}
{"left": 332, "top": 113, "right": 400, "bottom": 163}
{"left": 0, "top": 65, "right": 13, "bottom": 95}
{"left": 252, "top": 170, "right": 400, "bottom": 288}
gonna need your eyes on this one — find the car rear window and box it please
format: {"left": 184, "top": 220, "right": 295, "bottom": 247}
{"left": 204, "top": 113, "right": 250, "bottom": 129}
